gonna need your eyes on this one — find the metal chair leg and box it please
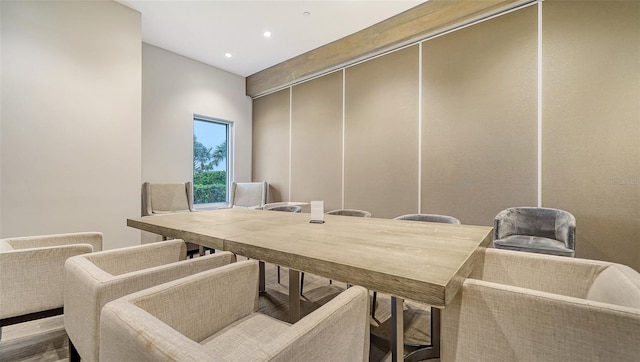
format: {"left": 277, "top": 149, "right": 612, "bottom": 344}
{"left": 259, "top": 261, "right": 266, "bottom": 293}
{"left": 69, "top": 338, "right": 81, "bottom": 362}
{"left": 372, "top": 291, "right": 378, "bottom": 319}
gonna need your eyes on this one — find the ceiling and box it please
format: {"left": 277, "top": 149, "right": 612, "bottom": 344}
{"left": 116, "top": 0, "right": 426, "bottom": 77}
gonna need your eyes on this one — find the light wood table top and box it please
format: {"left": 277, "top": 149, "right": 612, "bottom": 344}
{"left": 128, "top": 208, "right": 492, "bottom": 307}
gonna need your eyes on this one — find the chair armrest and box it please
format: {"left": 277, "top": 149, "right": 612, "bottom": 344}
{"left": 266, "top": 286, "right": 370, "bottom": 362}
{"left": 472, "top": 248, "right": 611, "bottom": 298}
{"left": 107, "top": 251, "right": 237, "bottom": 302}
{"left": 442, "top": 278, "right": 640, "bottom": 361}
{"left": 100, "top": 300, "right": 222, "bottom": 361}
{"left": 230, "top": 205, "right": 261, "bottom": 210}
{"left": 1, "top": 244, "right": 94, "bottom": 319}
{"left": 3, "top": 232, "right": 103, "bottom": 252}
{"left": 127, "top": 260, "right": 258, "bottom": 343}
{"left": 0, "top": 240, "right": 13, "bottom": 251}
{"left": 83, "top": 239, "right": 187, "bottom": 275}
{"left": 65, "top": 249, "right": 235, "bottom": 362}
{"left": 99, "top": 260, "right": 258, "bottom": 362}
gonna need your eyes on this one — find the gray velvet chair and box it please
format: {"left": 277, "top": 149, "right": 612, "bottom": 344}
{"left": 493, "top": 207, "right": 576, "bottom": 257}
{"left": 142, "top": 181, "right": 204, "bottom": 257}
{"left": 99, "top": 260, "right": 370, "bottom": 362}
{"left": 301, "top": 208, "right": 372, "bottom": 295}
{"left": 228, "top": 181, "right": 268, "bottom": 209}
{"left": 267, "top": 205, "right": 302, "bottom": 284}
{"left": 268, "top": 205, "right": 302, "bottom": 213}
{"left": 394, "top": 213, "right": 461, "bottom": 224}
{"left": 371, "top": 213, "right": 461, "bottom": 319}
{"left": 325, "top": 209, "right": 371, "bottom": 218}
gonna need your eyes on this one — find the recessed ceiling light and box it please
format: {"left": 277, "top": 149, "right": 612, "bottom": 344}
{"left": 224, "top": 53, "right": 232, "bottom": 58}
{"left": 263, "top": 31, "right": 272, "bottom": 38}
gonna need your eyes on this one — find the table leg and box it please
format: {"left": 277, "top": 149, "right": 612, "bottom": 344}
{"left": 404, "top": 307, "right": 441, "bottom": 362}
{"left": 391, "top": 296, "right": 404, "bottom": 362}
{"left": 288, "top": 269, "right": 301, "bottom": 323}
{"left": 259, "top": 261, "right": 266, "bottom": 293}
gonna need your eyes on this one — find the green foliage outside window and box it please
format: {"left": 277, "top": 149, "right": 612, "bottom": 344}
{"left": 194, "top": 135, "right": 227, "bottom": 204}
{"left": 194, "top": 171, "right": 226, "bottom": 204}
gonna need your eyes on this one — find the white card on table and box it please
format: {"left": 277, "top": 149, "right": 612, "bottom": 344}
{"left": 310, "top": 200, "right": 325, "bottom": 224}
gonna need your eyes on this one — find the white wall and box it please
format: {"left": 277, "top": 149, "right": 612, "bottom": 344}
{"left": 142, "top": 43, "right": 252, "bottom": 186}
{"left": 0, "top": 2, "right": 3, "bottom": 237}
{"left": 1, "top": 1, "right": 142, "bottom": 249}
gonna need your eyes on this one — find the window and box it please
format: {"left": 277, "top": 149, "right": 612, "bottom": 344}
{"left": 193, "top": 116, "right": 232, "bottom": 208}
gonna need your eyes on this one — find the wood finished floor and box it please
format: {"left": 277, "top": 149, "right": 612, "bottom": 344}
{"left": 0, "top": 259, "right": 435, "bottom": 362}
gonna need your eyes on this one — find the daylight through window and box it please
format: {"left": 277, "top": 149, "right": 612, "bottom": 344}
{"left": 193, "top": 116, "right": 232, "bottom": 207}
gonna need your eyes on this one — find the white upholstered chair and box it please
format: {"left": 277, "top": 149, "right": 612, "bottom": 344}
{"left": 0, "top": 232, "right": 102, "bottom": 339}
{"left": 64, "top": 239, "right": 235, "bottom": 362}
{"left": 228, "top": 181, "right": 268, "bottom": 209}
{"left": 99, "top": 260, "right": 370, "bottom": 362}
{"left": 442, "top": 248, "right": 640, "bottom": 361}
{"left": 142, "top": 181, "right": 194, "bottom": 216}
{"left": 142, "top": 181, "right": 204, "bottom": 257}
{"left": 226, "top": 181, "right": 268, "bottom": 290}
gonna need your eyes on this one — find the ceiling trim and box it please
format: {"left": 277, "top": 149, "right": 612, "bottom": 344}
{"left": 246, "top": 0, "right": 532, "bottom": 98}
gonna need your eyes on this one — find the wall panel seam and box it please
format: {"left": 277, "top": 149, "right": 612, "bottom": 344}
{"left": 418, "top": 42, "right": 423, "bottom": 215}
{"left": 537, "top": 0, "right": 543, "bottom": 207}
{"left": 289, "top": 87, "right": 293, "bottom": 202}
{"left": 341, "top": 69, "right": 346, "bottom": 209}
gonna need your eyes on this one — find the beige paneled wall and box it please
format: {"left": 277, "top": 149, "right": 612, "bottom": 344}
{"left": 421, "top": 6, "right": 538, "bottom": 226}
{"left": 542, "top": 0, "right": 640, "bottom": 270}
{"left": 344, "top": 46, "right": 420, "bottom": 218}
{"left": 253, "top": 89, "right": 291, "bottom": 203}
{"left": 291, "top": 71, "right": 344, "bottom": 212}
{"left": 252, "top": 3, "right": 640, "bottom": 270}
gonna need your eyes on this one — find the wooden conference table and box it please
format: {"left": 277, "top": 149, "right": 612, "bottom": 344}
{"left": 127, "top": 208, "right": 492, "bottom": 361}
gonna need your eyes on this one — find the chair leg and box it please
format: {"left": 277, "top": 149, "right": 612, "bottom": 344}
{"left": 69, "top": 338, "right": 81, "bottom": 362}
{"left": 259, "top": 261, "right": 266, "bottom": 293}
{"left": 277, "top": 265, "right": 280, "bottom": 283}
{"left": 372, "top": 291, "right": 377, "bottom": 319}
{"left": 300, "top": 272, "right": 305, "bottom": 295}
